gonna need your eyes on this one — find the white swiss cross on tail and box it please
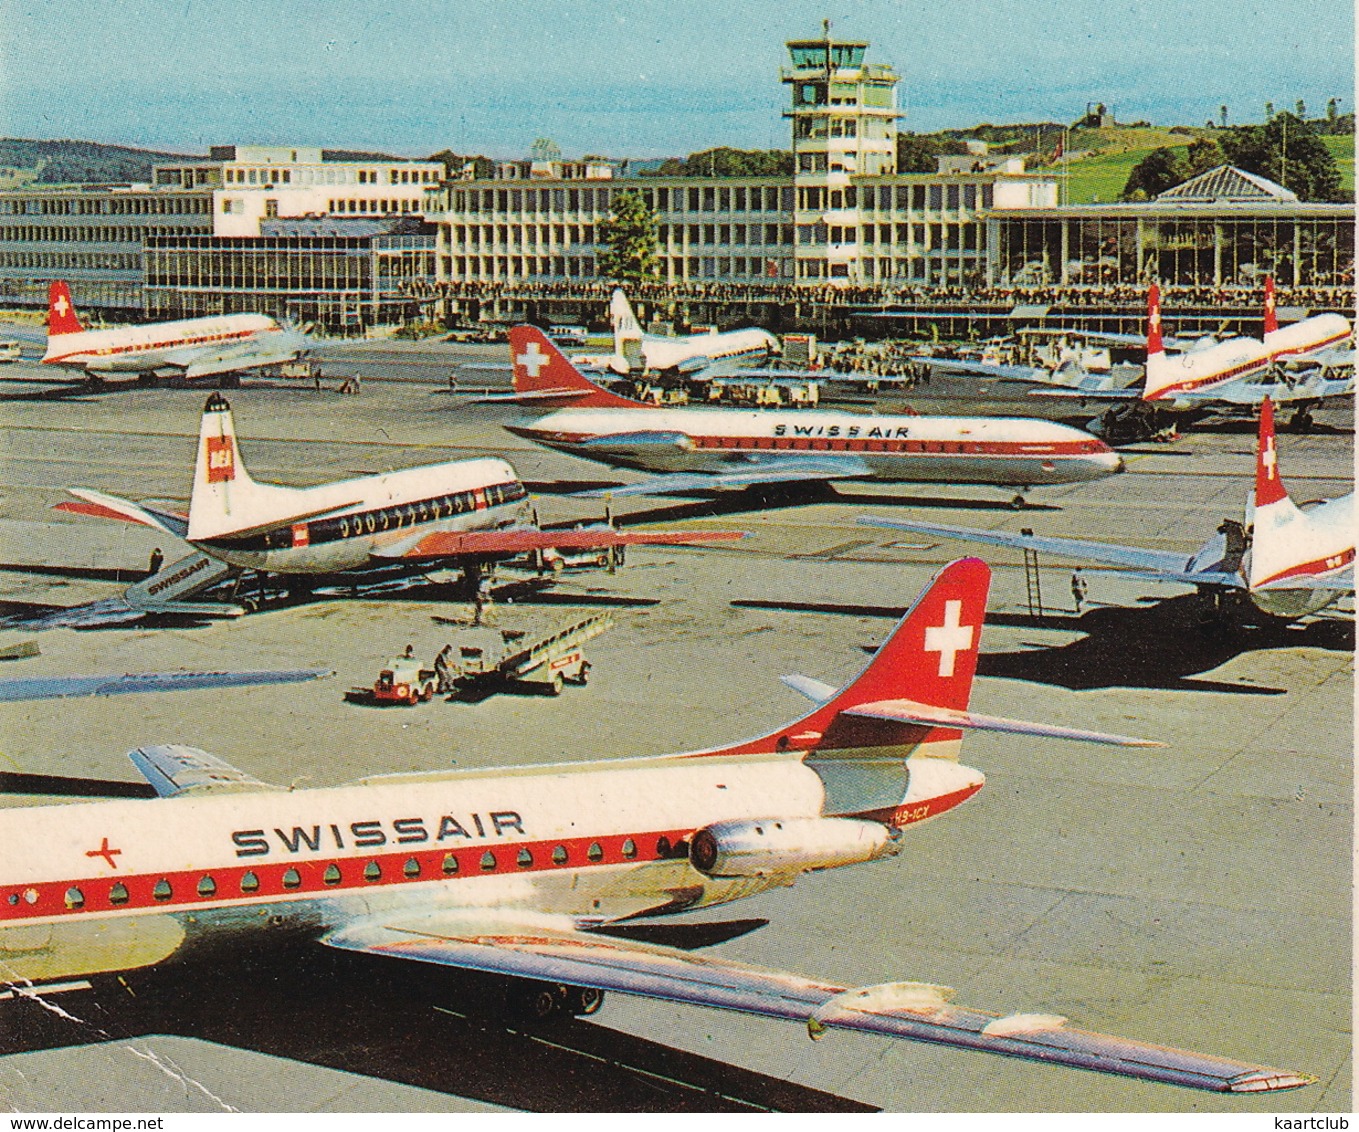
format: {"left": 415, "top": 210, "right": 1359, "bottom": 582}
{"left": 53, "top": 294, "right": 69, "bottom": 318}
{"left": 516, "top": 341, "right": 548, "bottom": 379}
{"left": 925, "top": 600, "right": 974, "bottom": 678}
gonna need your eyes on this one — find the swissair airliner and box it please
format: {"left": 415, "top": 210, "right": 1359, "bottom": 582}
{"left": 0, "top": 557, "right": 1312, "bottom": 1093}
{"left": 505, "top": 327, "right": 1122, "bottom": 502}
{"left": 860, "top": 397, "right": 1353, "bottom": 622}
{"left": 40, "top": 281, "right": 308, "bottom": 384}
{"left": 1042, "top": 283, "right": 1354, "bottom": 439}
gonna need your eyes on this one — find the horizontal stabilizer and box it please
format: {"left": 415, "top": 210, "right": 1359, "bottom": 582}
{"left": 845, "top": 698, "right": 1164, "bottom": 747}
{"left": 59, "top": 489, "right": 190, "bottom": 539}
{"left": 128, "top": 743, "right": 281, "bottom": 797}
{"left": 324, "top": 912, "right": 1310, "bottom": 1093}
{"left": 780, "top": 673, "right": 838, "bottom": 702}
{"left": 468, "top": 386, "right": 596, "bottom": 404}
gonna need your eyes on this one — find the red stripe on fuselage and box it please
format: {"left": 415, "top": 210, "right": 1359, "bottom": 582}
{"left": 536, "top": 432, "right": 1107, "bottom": 458}
{"left": 1, "top": 827, "right": 699, "bottom": 925}
{"left": 852, "top": 780, "right": 983, "bottom": 827}
{"left": 1145, "top": 356, "right": 1270, "bottom": 400}
{"left": 1254, "top": 546, "right": 1355, "bottom": 588}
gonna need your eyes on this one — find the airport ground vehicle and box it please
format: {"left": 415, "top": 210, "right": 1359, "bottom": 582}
{"left": 448, "top": 614, "right": 611, "bottom": 696}
{"left": 373, "top": 656, "right": 438, "bottom": 705}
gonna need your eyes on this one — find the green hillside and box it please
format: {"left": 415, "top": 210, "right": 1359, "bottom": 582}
{"left": 1322, "top": 135, "right": 1354, "bottom": 195}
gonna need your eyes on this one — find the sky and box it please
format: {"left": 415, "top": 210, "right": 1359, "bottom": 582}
{"left": 0, "top": 0, "right": 1352, "bottom": 159}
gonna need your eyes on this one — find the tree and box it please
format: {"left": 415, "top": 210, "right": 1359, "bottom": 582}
{"left": 895, "top": 132, "right": 970, "bottom": 173}
{"left": 530, "top": 138, "right": 562, "bottom": 163}
{"left": 597, "top": 189, "right": 659, "bottom": 286}
{"left": 1185, "top": 136, "right": 1226, "bottom": 177}
{"left": 1264, "top": 102, "right": 1275, "bottom": 122}
{"left": 1120, "top": 147, "right": 1188, "bottom": 199}
{"left": 1220, "top": 105, "right": 1229, "bottom": 128}
{"left": 1326, "top": 99, "right": 1339, "bottom": 128}
{"left": 666, "top": 147, "right": 792, "bottom": 177}
{"left": 427, "top": 149, "right": 493, "bottom": 180}
{"left": 1295, "top": 99, "right": 1307, "bottom": 121}
{"left": 1220, "top": 112, "right": 1345, "bottom": 200}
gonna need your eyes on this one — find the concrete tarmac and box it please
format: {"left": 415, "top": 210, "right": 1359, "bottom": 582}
{"left": 0, "top": 362, "right": 1350, "bottom": 1112}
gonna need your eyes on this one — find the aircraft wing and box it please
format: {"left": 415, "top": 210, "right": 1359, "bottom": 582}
{"left": 127, "top": 743, "right": 283, "bottom": 797}
{"left": 0, "top": 667, "right": 329, "bottom": 704}
{"left": 573, "top": 457, "right": 873, "bottom": 498}
{"left": 324, "top": 912, "right": 1309, "bottom": 1093}
{"left": 1169, "top": 375, "right": 1355, "bottom": 407}
{"left": 921, "top": 358, "right": 1051, "bottom": 382}
{"left": 857, "top": 517, "right": 1240, "bottom": 588}
{"left": 372, "top": 526, "right": 745, "bottom": 560}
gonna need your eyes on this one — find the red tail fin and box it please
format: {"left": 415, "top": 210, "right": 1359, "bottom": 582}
{"left": 508, "top": 325, "right": 645, "bottom": 409}
{"left": 1263, "top": 275, "right": 1278, "bottom": 335}
{"left": 1255, "top": 398, "right": 1287, "bottom": 507}
{"left": 48, "top": 282, "right": 84, "bottom": 337}
{"left": 1146, "top": 282, "right": 1164, "bottom": 356}
{"left": 706, "top": 558, "right": 991, "bottom": 758}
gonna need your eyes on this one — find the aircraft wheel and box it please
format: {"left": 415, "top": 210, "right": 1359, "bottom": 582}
{"left": 1290, "top": 410, "right": 1314, "bottom": 433}
{"left": 509, "top": 981, "right": 565, "bottom": 1023}
{"left": 566, "top": 986, "right": 604, "bottom": 1016}
{"left": 1009, "top": 493, "right": 1027, "bottom": 510}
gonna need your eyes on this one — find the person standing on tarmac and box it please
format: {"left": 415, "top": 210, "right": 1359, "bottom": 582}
{"left": 1070, "top": 568, "right": 1088, "bottom": 614}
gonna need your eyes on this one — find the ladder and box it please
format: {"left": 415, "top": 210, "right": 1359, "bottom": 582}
{"left": 1020, "top": 530, "right": 1044, "bottom": 623}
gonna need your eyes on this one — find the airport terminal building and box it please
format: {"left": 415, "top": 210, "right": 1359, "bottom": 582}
{"left": 0, "top": 40, "right": 1351, "bottom": 328}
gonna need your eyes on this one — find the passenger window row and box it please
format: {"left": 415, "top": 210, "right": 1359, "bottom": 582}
{"left": 39, "top": 833, "right": 687, "bottom": 914}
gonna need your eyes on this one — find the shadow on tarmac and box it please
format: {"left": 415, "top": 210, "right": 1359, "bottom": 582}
{"left": 2, "top": 941, "right": 874, "bottom": 1113}
{"left": 731, "top": 592, "right": 1354, "bottom": 693}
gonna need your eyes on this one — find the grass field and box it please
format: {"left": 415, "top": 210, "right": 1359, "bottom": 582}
{"left": 1321, "top": 135, "right": 1354, "bottom": 195}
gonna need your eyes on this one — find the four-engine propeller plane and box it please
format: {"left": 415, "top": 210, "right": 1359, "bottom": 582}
{"left": 1038, "top": 283, "right": 1353, "bottom": 439}
{"left": 859, "top": 397, "right": 1353, "bottom": 622}
{"left": 38, "top": 282, "right": 310, "bottom": 387}
{"left": 504, "top": 326, "right": 1123, "bottom": 503}
{"left": 0, "top": 557, "right": 1313, "bottom": 1094}
{"left": 49, "top": 393, "right": 743, "bottom": 625}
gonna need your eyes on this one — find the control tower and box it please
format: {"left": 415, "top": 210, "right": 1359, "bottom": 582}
{"left": 782, "top": 26, "right": 900, "bottom": 281}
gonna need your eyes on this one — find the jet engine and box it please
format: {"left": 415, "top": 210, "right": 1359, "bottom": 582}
{"left": 689, "top": 817, "right": 901, "bottom": 878}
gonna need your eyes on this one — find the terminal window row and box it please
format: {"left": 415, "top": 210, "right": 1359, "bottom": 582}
{"left": 0, "top": 197, "right": 212, "bottom": 216}
{"left": 445, "top": 184, "right": 794, "bottom": 217}
{"left": 0, "top": 225, "right": 205, "bottom": 244}
{"left": 0, "top": 251, "right": 140, "bottom": 270}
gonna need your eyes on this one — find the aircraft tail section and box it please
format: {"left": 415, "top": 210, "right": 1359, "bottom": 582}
{"left": 610, "top": 288, "right": 644, "bottom": 348}
{"left": 508, "top": 325, "right": 646, "bottom": 408}
{"left": 1145, "top": 282, "right": 1164, "bottom": 357}
{"left": 47, "top": 281, "right": 85, "bottom": 337}
{"left": 187, "top": 393, "right": 297, "bottom": 541}
{"left": 1263, "top": 276, "right": 1278, "bottom": 335}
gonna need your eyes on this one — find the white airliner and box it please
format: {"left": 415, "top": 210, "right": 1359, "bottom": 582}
{"left": 1036, "top": 283, "right": 1354, "bottom": 438}
{"left": 506, "top": 326, "right": 1122, "bottom": 502}
{"left": 0, "top": 556, "right": 1312, "bottom": 1093}
{"left": 40, "top": 281, "right": 308, "bottom": 384}
{"left": 859, "top": 398, "right": 1353, "bottom": 622}
{"left": 1261, "top": 275, "right": 1353, "bottom": 365}
{"left": 53, "top": 393, "right": 741, "bottom": 622}
{"left": 575, "top": 289, "right": 780, "bottom": 376}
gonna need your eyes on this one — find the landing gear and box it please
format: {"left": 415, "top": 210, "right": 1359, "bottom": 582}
{"left": 1009, "top": 492, "right": 1028, "bottom": 510}
{"left": 506, "top": 980, "right": 605, "bottom": 1022}
{"left": 1288, "top": 408, "right": 1314, "bottom": 433}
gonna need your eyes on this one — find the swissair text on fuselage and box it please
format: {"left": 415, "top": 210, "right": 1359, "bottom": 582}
{"left": 232, "top": 811, "right": 526, "bottom": 857}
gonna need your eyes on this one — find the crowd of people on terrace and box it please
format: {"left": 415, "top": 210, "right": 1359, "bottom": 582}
{"left": 408, "top": 278, "right": 1352, "bottom": 311}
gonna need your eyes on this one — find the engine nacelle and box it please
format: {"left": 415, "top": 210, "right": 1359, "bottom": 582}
{"left": 689, "top": 817, "right": 901, "bottom": 878}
